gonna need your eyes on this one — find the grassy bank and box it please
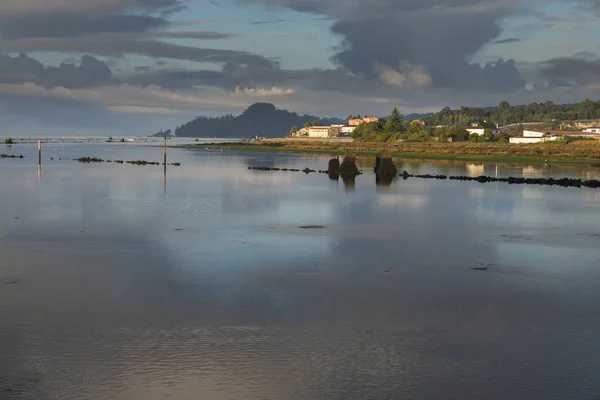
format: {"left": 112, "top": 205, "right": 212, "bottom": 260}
{"left": 175, "top": 139, "right": 600, "bottom": 165}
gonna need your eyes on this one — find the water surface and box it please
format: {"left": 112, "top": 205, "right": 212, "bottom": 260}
{"left": 1, "top": 143, "right": 600, "bottom": 399}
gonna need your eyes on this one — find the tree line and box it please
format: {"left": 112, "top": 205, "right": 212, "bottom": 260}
{"left": 425, "top": 99, "right": 600, "bottom": 127}
{"left": 352, "top": 99, "right": 600, "bottom": 143}
{"left": 352, "top": 107, "right": 522, "bottom": 143}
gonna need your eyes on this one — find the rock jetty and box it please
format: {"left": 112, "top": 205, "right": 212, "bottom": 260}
{"left": 400, "top": 171, "right": 600, "bottom": 188}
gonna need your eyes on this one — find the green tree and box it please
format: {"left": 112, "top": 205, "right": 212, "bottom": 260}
{"left": 469, "top": 133, "right": 480, "bottom": 142}
{"left": 289, "top": 125, "right": 298, "bottom": 135}
{"left": 482, "top": 129, "right": 494, "bottom": 142}
{"left": 385, "top": 107, "right": 404, "bottom": 133}
{"left": 5, "top": 137, "right": 13, "bottom": 144}
{"left": 303, "top": 119, "right": 320, "bottom": 128}
{"left": 351, "top": 121, "right": 384, "bottom": 141}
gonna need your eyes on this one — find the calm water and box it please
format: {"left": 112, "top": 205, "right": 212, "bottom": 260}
{"left": 2, "top": 143, "right": 600, "bottom": 400}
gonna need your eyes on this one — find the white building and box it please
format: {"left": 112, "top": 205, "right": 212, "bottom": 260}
{"left": 584, "top": 128, "right": 600, "bottom": 133}
{"left": 510, "top": 136, "right": 548, "bottom": 144}
{"left": 510, "top": 129, "right": 556, "bottom": 143}
{"left": 509, "top": 129, "right": 600, "bottom": 143}
{"left": 308, "top": 126, "right": 331, "bottom": 138}
{"left": 522, "top": 130, "right": 544, "bottom": 137}
{"left": 340, "top": 126, "right": 356, "bottom": 136}
{"left": 466, "top": 121, "right": 499, "bottom": 136}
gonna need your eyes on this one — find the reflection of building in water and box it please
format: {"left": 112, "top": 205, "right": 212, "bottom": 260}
{"left": 582, "top": 170, "right": 600, "bottom": 181}
{"left": 522, "top": 165, "right": 544, "bottom": 178}
{"left": 522, "top": 186, "right": 542, "bottom": 199}
{"left": 465, "top": 163, "right": 485, "bottom": 176}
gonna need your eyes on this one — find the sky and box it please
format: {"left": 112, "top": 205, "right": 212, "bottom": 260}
{"left": 0, "top": 0, "right": 599, "bottom": 136}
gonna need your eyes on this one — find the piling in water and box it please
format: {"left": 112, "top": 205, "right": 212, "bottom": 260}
{"left": 339, "top": 154, "right": 361, "bottom": 177}
{"left": 328, "top": 157, "right": 340, "bottom": 175}
{"left": 374, "top": 153, "right": 397, "bottom": 186}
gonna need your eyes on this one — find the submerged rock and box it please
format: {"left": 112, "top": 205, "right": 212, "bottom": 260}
{"left": 75, "top": 157, "right": 104, "bottom": 163}
{"left": 401, "top": 171, "right": 600, "bottom": 189}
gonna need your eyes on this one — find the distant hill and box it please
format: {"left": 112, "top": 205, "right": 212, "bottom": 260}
{"left": 404, "top": 112, "right": 434, "bottom": 121}
{"left": 175, "top": 103, "right": 343, "bottom": 138}
{"left": 149, "top": 129, "right": 173, "bottom": 138}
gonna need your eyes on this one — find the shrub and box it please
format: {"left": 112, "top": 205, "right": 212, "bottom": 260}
{"left": 5, "top": 137, "right": 13, "bottom": 144}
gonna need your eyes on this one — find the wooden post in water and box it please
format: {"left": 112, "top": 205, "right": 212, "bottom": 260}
{"left": 163, "top": 135, "right": 167, "bottom": 193}
{"left": 38, "top": 139, "right": 41, "bottom": 166}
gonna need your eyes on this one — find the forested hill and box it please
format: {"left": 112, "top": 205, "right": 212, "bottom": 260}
{"left": 424, "top": 99, "right": 600, "bottom": 127}
{"left": 174, "top": 103, "right": 342, "bottom": 138}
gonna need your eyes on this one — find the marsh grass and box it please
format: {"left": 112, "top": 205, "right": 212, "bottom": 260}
{"left": 186, "top": 140, "right": 600, "bottom": 165}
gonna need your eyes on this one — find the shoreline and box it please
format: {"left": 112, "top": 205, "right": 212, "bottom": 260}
{"left": 174, "top": 139, "right": 600, "bottom": 166}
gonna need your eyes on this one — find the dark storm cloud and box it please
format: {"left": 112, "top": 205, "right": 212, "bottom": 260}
{"left": 492, "top": 38, "right": 521, "bottom": 44}
{"left": 0, "top": 0, "right": 187, "bottom": 15}
{"left": 0, "top": 14, "right": 167, "bottom": 40}
{"left": 540, "top": 56, "right": 600, "bottom": 86}
{"left": 128, "top": 61, "right": 387, "bottom": 95}
{"left": 239, "top": 0, "right": 525, "bottom": 91}
{"left": 156, "top": 30, "right": 239, "bottom": 39}
{"left": 0, "top": 53, "right": 114, "bottom": 88}
{"left": 0, "top": 36, "right": 276, "bottom": 68}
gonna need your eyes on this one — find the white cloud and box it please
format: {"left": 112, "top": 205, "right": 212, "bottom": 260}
{"left": 233, "top": 86, "right": 294, "bottom": 96}
{"left": 373, "top": 62, "right": 432, "bottom": 89}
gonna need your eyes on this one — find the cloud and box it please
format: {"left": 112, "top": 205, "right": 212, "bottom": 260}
{"left": 0, "top": 53, "right": 114, "bottom": 88}
{"left": 0, "top": 36, "right": 275, "bottom": 67}
{"left": 155, "top": 30, "right": 240, "bottom": 39}
{"left": 492, "top": 38, "right": 521, "bottom": 44}
{"left": 373, "top": 62, "right": 432, "bottom": 88}
{"left": 233, "top": 86, "right": 293, "bottom": 96}
{"left": 106, "top": 105, "right": 190, "bottom": 116}
{"left": 0, "top": 0, "right": 187, "bottom": 15}
{"left": 240, "top": 0, "right": 526, "bottom": 91}
{"left": 0, "top": 80, "right": 296, "bottom": 114}
{"left": 540, "top": 55, "right": 600, "bottom": 86}
{"left": 0, "top": 14, "right": 167, "bottom": 40}
{"left": 251, "top": 19, "right": 290, "bottom": 25}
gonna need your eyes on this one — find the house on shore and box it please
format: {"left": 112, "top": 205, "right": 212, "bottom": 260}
{"left": 340, "top": 126, "right": 356, "bottom": 136}
{"left": 510, "top": 130, "right": 600, "bottom": 143}
{"left": 466, "top": 121, "right": 499, "bottom": 136}
{"left": 348, "top": 116, "right": 379, "bottom": 126}
{"left": 584, "top": 127, "right": 600, "bottom": 133}
{"left": 308, "top": 126, "right": 331, "bottom": 138}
